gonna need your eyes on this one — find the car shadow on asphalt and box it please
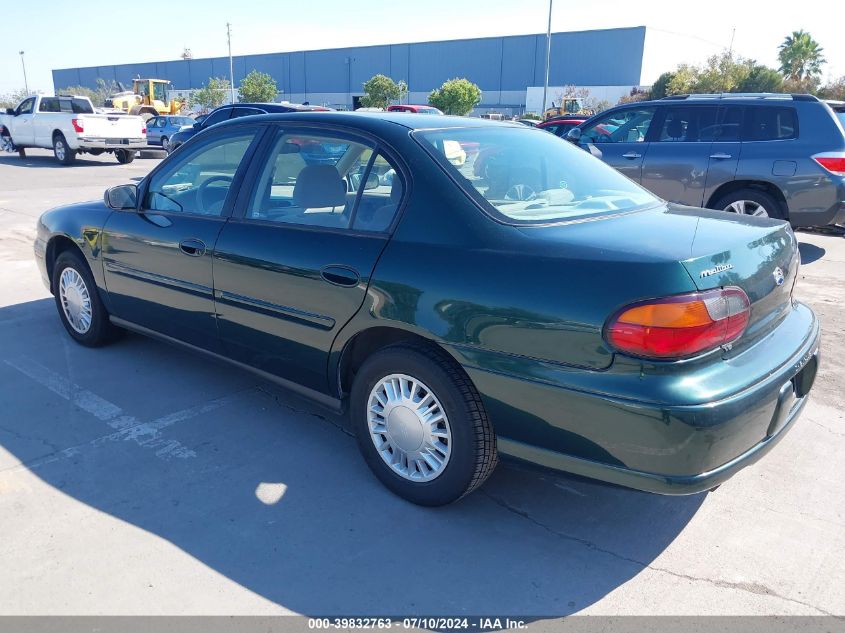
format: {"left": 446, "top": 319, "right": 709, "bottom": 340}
{"left": 0, "top": 298, "right": 705, "bottom": 618}
{"left": 797, "top": 242, "right": 826, "bottom": 265}
{"left": 0, "top": 153, "right": 161, "bottom": 169}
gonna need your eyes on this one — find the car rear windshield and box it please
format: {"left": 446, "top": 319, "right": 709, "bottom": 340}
{"left": 414, "top": 126, "right": 659, "bottom": 224}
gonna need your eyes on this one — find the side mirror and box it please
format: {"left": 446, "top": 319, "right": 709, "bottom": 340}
{"left": 6, "top": 108, "right": 15, "bottom": 116}
{"left": 104, "top": 184, "right": 138, "bottom": 210}
{"left": 193, "top": 121, "right": 202, "bottom": 130}
{"left": 363, "top": 172, "right": 380, "bottom": 190}
{"left": 565, "top": 127, "right": 582, "bottom": 143}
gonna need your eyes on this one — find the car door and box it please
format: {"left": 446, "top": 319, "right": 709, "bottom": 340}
{"left": 101, "top": 124, "right": 263, "bottom": 352}
{"left": 9, "top": 97, "right": 36, "bottom": 146}
{"left": 147, "top": 117, "right": 161, "bottom": 144}
{"left": 212, "top": 126, "right": 406, "bottom": 393}
{"left": 34, "top": 97, "right": 60, "bottom": 146}
{"left": 640, "top": 104, "right": 719, "bottom": 206}
{"left": 702, "top": 105, "right": 743, "bottom": 207}
{"left": 577, "top": 105, "right": 658, "bottom": 182}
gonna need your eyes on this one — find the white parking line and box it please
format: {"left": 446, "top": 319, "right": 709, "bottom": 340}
{"left": 3, "top": 356, "right": 257, "bottom": 469}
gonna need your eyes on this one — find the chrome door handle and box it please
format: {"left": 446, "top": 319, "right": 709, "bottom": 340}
{"left": 710, "top": 153, "right": 732, "bottom": 159}
{"left": 622, "top": 152, "right": 642, "bottom": 159}
{"left": 179, "top": 238, "right": 206, "bottom": 257}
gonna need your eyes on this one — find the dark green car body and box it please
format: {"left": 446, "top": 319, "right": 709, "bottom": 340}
{"left": 35, "top": 112, "right": 820, "bottom": 496}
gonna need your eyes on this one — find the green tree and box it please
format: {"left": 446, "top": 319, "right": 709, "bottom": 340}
{"left": 739, "top": 64, "right": 785, "bottom": 93}
{"left": 190, "top": 77, "right": 231, "bottom": 112}
{"left": 238, "top": 70, "right": 278, "bottom": 103}
{"left": 1, "top": 88, "right": 35, "bottom": 109}
{"left": 360, "top": 74, "right": 407, "bottom": 109}
{"left": 649, "top": 71, "right": 675, "bottom": 99}
{"left": 666, "top": 64, "right": 700, "bottom": 95}
{"left": 778, "top": 30, "right": 825, "bottom": 84}
{"left": 694, "top": 52, "right": 752, "bottom": 93}
{"left": 428, "top": 78, "right": 481, "bottom": 115}
{"left": 819, "top": 76, "right": 845, "bottom": 100}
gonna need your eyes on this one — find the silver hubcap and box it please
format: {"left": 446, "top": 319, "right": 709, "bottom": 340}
{"left": 367, "top": 374, "right": 452, "bottom": 482}
{"left": 59, "top": 267, "right": 92, "bottom": 334}
{"left": 725, "top": 199, "right": 769, "bottom": 217}
{"left": 55, "top": 140, "right": 65, "bottom": 160}
{"left": 162, "top": 137, "right": 169, "bottom": 151}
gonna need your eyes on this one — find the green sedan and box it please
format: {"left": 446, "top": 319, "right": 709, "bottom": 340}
{"left": 34, "top": 112, "right": 820, "bottom": 506}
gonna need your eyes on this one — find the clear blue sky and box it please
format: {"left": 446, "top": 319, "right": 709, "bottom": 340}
{"left": 2, "top": 0, "right": 842, "bottom": 94}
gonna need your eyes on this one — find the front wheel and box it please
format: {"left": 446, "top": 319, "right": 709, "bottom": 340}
{"left": 161, "top": 136, "right": 170, "bottom": 153}
{"left": 53, "top": 134, "right": 76, "bottom": 165}
{"left": 351, "top": 344, "right": 497, "bottom": 506}
{"left": 115, "top": 149, "right": 136, "bottom": 164}
{"left": 52, "top": 250, "right": 122, "bottom": 346}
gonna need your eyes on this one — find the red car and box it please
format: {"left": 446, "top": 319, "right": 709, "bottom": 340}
{"left": 537, "top": 116, "right": 587, "bottom": 137}
{"left": 387, "top": 105, "right": 444, "bottom": 115}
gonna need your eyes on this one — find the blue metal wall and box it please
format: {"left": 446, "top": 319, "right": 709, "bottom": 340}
{"left": 52, "top": 27, "right": 646, "bottom": 98}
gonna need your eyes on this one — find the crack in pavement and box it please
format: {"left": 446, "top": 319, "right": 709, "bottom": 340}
{"left": 0, "top": 425, "right": 61, "bottom": 454}
{"left": 255, "top": 385, "right": 353, "bottom": 438}
{"left": 482, "top": 491, "right": 841, "bottom": 617}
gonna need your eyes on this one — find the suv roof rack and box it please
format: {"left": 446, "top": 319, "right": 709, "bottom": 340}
{"left": 661, "top": 93, "right": 819, "bottom": 102}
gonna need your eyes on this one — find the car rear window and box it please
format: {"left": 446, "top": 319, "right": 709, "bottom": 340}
{"left": 745, "top": 106, "right": 798, "bottom": 141}
{"left": 414, "top": 126, "right": 659, "bottom": 225}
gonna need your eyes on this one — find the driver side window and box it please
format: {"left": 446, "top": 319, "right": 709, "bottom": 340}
{"left": 580, "top": 107, "right": 656, "bottom": 144}
{"left": 144, "top": 128, "right": 258, "bottom": 216}
{"left": 16, "top": 98, "right": 35, "bottom": 115}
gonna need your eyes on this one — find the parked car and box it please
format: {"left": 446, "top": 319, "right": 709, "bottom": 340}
{"left": 0, "top": 94, "right": 146, "bottom": 164}
{"left": 35, "top": 112, "right": 819, "bottom": 506}
{"left": 386, "top": 105, "right": 443, "bottom": 115}
{"left": 145, "top": 115, "right": 196, "bottom": 153}
{"left": 169, "top": 102, "right": 330, "bottom": 152}
{"left": 537, "top": 115, "right": 588, "bottom": 137}
{"left": 515, "top": 118, "right": 539, "bottom": 127}
{"left": 825, "top": 100, "right": 845, "bottom": 129}
{"left": 567, "top": 94, "right": 845, "bottom": 227}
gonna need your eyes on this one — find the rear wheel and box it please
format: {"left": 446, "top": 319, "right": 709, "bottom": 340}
{"left": 52, "top": 250, "right": 122, "bottom": 346}
{"left": 161, "top": 136, "right": 170, "bottom": 153}
{"left": 713, "top": 189, "right": 784, "bottom": 220}
{"left": 115, "top": 149, "right": 136, "bottom": 164}
{"left": 53, "top": 134, "right": 76, "bottom": 165}
{"left": 350, "top": 344, "right": 497, "bottom": 506}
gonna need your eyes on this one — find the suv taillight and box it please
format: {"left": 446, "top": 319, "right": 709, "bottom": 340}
{"left": 71, "top": 119, "right": 84, "bottom": 133}
{"left": 813, "top": 152, "right": 845, "bottom": 176}
{"left": 605, "top": 288, "right": 751, "bottom": 360}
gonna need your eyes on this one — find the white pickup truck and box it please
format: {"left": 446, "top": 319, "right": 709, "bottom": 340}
{"left": 0, "top": 94, "right": 147, "bottom": 165}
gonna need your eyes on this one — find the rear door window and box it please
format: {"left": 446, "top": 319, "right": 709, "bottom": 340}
{"left": 203, "top": 107, "right": 232, "bottom": 127}
{"left": 745, "top": 107, "right": 798, "bottom": 141}
{"left": 709, "top": 106, "right": 743, "bottom": 142}
{"left": 656, "top": 106, "right": 718, "bottom": 142}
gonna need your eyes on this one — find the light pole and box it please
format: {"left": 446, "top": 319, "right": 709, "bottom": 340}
{"left": 19, "top": 51, "right": 29, "bottom": 94}
{"left": 541, "top": 0, "right": 552, "bottom": 117}
{"left": 345, "top": 57, "right": 355, "bottom": 110}
{"left": 226, "top": 22, "right": 236, "bottom": 104}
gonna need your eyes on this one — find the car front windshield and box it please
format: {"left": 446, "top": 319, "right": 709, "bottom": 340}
{"left": 414, "top": 126, "right": 659, "bottom": 224}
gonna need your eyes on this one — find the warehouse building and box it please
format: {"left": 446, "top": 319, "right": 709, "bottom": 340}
{"left": 52, "top": 26, "right": 653, "bottom": 115}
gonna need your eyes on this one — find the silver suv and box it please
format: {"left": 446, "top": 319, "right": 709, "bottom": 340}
{"left": 568, "top": 94, "right": 845, "bottom": 227}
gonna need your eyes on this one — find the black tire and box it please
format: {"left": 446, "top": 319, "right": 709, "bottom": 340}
{"left": 115, "top": 149, "right": 136, "bottom": 164}
{"left": 52, "top": 250, "right": 122, "bottom": 347}
{"left": 350, "top": 343, "right": 497, "bottom": 506}
{"left": 53, "top": 134, "right": 76, "bottom": 165}
{"left": 712, "top": 188, "right": 785, "bottom": 221}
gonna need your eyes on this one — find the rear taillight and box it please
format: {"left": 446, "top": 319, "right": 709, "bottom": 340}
{"left": 813, "top": 152, "right": 845, "bottom": 176}
{"left": 605, "top": 287, "right": 751, "bottom": 360}
{"left": 71, "top": 119, "right": 84, "bottom": 133}
{"left": 141, "top": 127, "right": 147, "bottom": 134}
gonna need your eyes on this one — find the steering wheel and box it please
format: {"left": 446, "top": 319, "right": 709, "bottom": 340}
{"left": 197, "top": 175, "right": 234, "bottom": 214}
{"left": 505, "top": 184, "right": 537, "bottom": 201}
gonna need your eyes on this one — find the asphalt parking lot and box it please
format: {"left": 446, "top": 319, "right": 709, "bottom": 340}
{"left": 0, "top": 149, "right": 843, "bottom": 618}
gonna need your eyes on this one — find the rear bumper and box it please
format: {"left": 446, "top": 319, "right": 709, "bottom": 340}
{"left": 77, "top": 138, "right": 147, "bottom": 150}
{"left": 455, "top": 301, "right": 820, "bottom": 494}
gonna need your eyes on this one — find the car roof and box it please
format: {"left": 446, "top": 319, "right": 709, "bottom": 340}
{"left": 622, "top": 94, "right": 821, "bottom": 108}
{"left": 212, "top": 111, "right": 526, "bottom": 132}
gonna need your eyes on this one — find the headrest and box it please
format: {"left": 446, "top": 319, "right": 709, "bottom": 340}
{"left": 293, "top": 165, "right": 346, "bottom": 208}
{"left": 666, "top": 118, "right": 684, "bottom": 139}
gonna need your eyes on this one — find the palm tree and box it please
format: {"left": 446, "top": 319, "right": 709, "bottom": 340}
{"left": 778, "top": 30, "right": 826, "bottom": 82}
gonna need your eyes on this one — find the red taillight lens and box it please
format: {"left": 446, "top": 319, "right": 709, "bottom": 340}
{"left": 141, "top": 127, "right": 147, "bottom": 134}
{"left": 813, "top": 153, "right": 845, "bottom": 176}
{"left": 605, "top": 287, "right": 751, "bottom": 359}
{"left": 71, "top": 119, "right": 84, "bottom": 133}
